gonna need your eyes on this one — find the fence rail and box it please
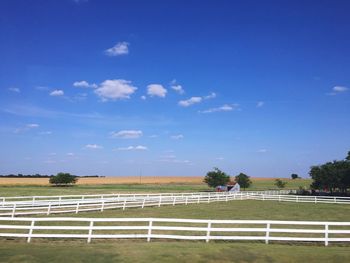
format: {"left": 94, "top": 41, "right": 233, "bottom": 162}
{"left": 0, "top": 192, "right": 349, "bottom": 217}
{"left": 0, "top": 217, "right": 349, "bottom": 246}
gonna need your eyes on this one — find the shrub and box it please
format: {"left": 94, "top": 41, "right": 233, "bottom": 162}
{"left": 275, "top": 179, "right": 287, "bottom": 188}
{"left": 49, "top": 172, "right": 77, "bottom": 186}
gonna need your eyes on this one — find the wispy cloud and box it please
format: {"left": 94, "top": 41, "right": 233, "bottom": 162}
{"left": 8, "top": 87, "right": 20, "bottom": 93}
{"left": 14, "top": 123, "right": 39, "bottom": 133}
{"left": 147, "top": 84, "right": 167, "bottom": 98}
{"left": 171, "top": 134, "right": 184, "bottom": 140}
{"left": 111, "top": 130, "right": 143, "bottom": 139}
{"left": 178, "top": 92, "right": 216, "bottom": 107}
{"left": 39, "top": 131, "right": 52, "bottom": 135}
{"left": 105, "top": 42, "right": 129, "bottom": 56}
{"left": 85, "top": 144, "right": 103, "bottom": 149}
{"left": 257, "top": 149, "right": 267, "bottom": 153}
{"left": 170, "top": 80, "right": 184, "bottom": 94}
{"left": 73, "top": 80, "right": 97, "bottom": 88}
{"left": 256, "top": 101, "right": 265, "bottom": 107}
{"left": 178, "top": 97, "right": 202, "bottom": 107}
{"left": 50, "top": 90, "right": 64, "bottom": 96}
{"left": 199, "top": 104, "right": 239, "bottom": 113}
{"left": 94, "top": 79, "right": 137, "bottom": 101}
{"left": 327, "top": 86, "right": 348, "bottom": 96}
{"left": 204, "top": 92, "right": 216, "bottom": 99}
{"left": 115, "top": 145, "right": 148, "bottom": 151}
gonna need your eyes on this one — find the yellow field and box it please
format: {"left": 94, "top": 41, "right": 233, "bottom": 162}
{"left": 0, "top": 176, "right": 205, "bottom": 186}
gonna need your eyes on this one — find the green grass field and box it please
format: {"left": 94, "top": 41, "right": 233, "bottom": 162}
{"left": 1, "top": 180, "right": 348, "bottom": 263}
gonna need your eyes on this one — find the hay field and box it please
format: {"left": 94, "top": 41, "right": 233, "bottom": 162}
{"left": 0, "top": 176, "right": 311, "bottom": 189}
{"left": 0, "top": 176, "right": 204, "bottom": 186}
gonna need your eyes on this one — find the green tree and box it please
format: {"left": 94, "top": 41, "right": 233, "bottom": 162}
{"left": 49, "top": 172, "right": 77, "bottom": 186}
{"left": 203, "top": 168, "right": 230, "bottom": 188}
{"left": 275, "top": 179, "right": 287, "bottom": 188}
{"left": 235, "top": 173, "right": 252, "bottom": 190}
{"left": 291, "top": 173, "right": 299, "bottom": 180}
{"left": 310, "top": 151, "right": 350, "bottom": 193}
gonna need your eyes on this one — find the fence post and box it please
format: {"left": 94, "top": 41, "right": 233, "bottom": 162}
{"left": 123, "top": 199, "right": 127, "bottom": 210}
{"left": 142, "top": 198, "right": 146, "bottom": 208}
{"left": 58, "top": 196, "right": 62, "bottom": 206}
{"left": 206, "top": 221, "right": 212, "bottom": 243}
{"left": 334, "top": 197, "right": 336, "bottom": 203}
{"left": 87, "top": 220, "right": 94, "bottom": 243}
{"left": 32, "top": 196, "right": 36, "bottom": 206}
{"left": 197, "top": 196, "right": 200, "bottom": 204}
{"left": 101, "top": 200, "right": 105, "bottom": 212}
{"left": 27, "top": 220, "right": 35, "bottom": 243}
{"left": 75, "top": 202, "right": 80, "bottom": 214}
{"left": 158, "top": 196, "right": 162, "bottom": 207}
{"left": 173, "top": 197, "right": 176, "bottom": 206}
{"left": 1, "top": 197, "right": 5, "bottom": 207}
{"left": 325, "top": 224, "right": 329, "bottom": 246}
{"left": 226, "top": 194, "right": 228, "bottom": 202}
{"left": 11, "top": 203, "right": 16, "bottom": 218}
{"left": 147, "top": 220, "right": 153, "bottom": 242}
{"left": 208, "top": 194, "right": 210, "bottom": 203}
{"left": 47, "top": 203, "right": 51, "bottom": 215}
{"left": 278, "top": 195, "right": 281, "bottom": 202}
{"left": 265, "top": 223, "right": 270, "bottom": 244}
{"left": 296, "top": 196, "right": 299, "bottom": 203}
{"left": 185, "top": 196, "right": 188, "bottom": 205}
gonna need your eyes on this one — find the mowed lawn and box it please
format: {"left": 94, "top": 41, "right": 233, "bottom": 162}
{"left": 1, "top": 200, "right": 350, "bottom": 263}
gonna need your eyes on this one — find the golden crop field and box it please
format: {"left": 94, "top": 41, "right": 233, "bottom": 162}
{"left": 0, "top": 176, "right": 206, "bottom": 186}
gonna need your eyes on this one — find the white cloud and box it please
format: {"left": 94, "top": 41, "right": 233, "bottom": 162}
{"left": 171, "top": 85, "right": 184, "bottom": 94}
{"left": 111, "top": 130, "right": 143, "bottom": 139}
{"left": 73, "top": 80, "right": 97, "bottom": 88}
{"left": 94, "top": 79, "right": 137, "bottom": 101}
{"left": 327, "top": 86, "right": 348, "bottom": 95}
{"left": 199, "top": 104, "right": 239, "bottom": 113}
{"left": 149, "top": 134, "right": 158, "bottom": 138}
{"left": 39, "top": 131, "right": 52, "bottom": 135}
{"left": 105, "top": 42, "right": 129, "bottom": 56}
{"left": 9, "top": 87, "right": 20, "bottom": 93}
{"left": 116, "top": 145, "right": 148, "bottom": 151}
{"left": 216, "top": 157, "right": 224, "bottom": 160}
{"left": 204, "top": 92, "right": 216, "bottom": 99}
{"left": 67, "top": 152, "right": 75, "bottom": 156}
{"left": 257, "top": 149, "right": 267, "bottom": 153}
{"left": 85, "top": 144, "right": 103, "bottom": 149}
{"left": 178, "top": 92, "right": 216, "bottom": 107}
{"left": 147, "top": 84, "right": 167, "bottom": 98}
{"left": 141, "top": 95, "right": 147, "bottom": 100}
{"left": 257, "top": 101, "right": 265, "bottom": 107}
{"left": 171, "top": 134, "right": 184, "bottom": 140}
{"left": 50, "top": 90, "right": 64, "bottom": 96}
{"left": 26, "top": 123, "right": 39, "bottom": 128}
{"left": 178, "top": 97, "right": 202, "bottom": 107}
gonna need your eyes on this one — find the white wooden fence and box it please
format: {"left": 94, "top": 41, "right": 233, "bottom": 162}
{"left": 0, "top": 217, "right": 349, "bottom": 246}
{"left": 0, "top": 190, "right": 296, "bottom": 205}
{"left": 0, "top": 192, "right": 244, "bottom": 217}
{"left": 1, "top": 192, "right": 349, "bottom": 217}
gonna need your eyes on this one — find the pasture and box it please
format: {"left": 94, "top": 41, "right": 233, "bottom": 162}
{"left": 0, "top": 179, "right": 348, "bottom": 263}
{"left": 0, "top": 177, "right": 312, "bottom": 197}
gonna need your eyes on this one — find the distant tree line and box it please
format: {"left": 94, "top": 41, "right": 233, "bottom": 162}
{"left": 0, "top": 174, "right": 104, "bottom": 178}
{"left": 310, "top": 151, "right": 350, "bottom": 194}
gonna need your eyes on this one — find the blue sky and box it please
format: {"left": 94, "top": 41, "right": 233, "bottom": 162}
{"left": 0, "top": 0, "right": 349, "bottom": 177}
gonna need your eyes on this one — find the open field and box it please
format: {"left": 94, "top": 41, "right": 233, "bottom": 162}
{"left": 1, "top": 200, "right": 350, "bottom": 262}
{"left": 1, "top": 242, "right": 349, "bottom": 263}
{"left": 0, "top": 178, "right": 312, "bottom": 197}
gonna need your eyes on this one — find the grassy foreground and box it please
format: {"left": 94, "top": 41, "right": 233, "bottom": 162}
{"left": 0, "top": 242, "right": 349, "bottom": 263}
